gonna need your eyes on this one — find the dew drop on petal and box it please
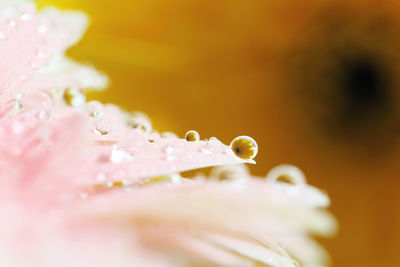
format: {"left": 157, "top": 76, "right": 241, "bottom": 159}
{"left": 210, "top": 164, "right": 249, "bottom": 182}
{"left": 127, "top": 111, "right": 152, "bottom": 134}
{"left": 86, "top": 101, "right": 104, "bottom": 119}
{"left": 266, "top": 164, "right": 306, "bottom": 185}
{"left": 95, "top": 118, "right": 114, "bottom": 136}
{"left": 185, "top": 130, "right": 200, "bottom": 142}
{"left": 20, "top": 91, "right": 52, "bottom": 110}
{"left": 110, "top": 149, "right": 133, "bottom": 163}
{"left": 230, "top": 136, "right": 258, "bottom": 160}
{"left": 148, "top": 132, "right": 160, "bottom": 143}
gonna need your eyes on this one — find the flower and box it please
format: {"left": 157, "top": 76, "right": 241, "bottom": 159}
{"left": 0, "top": 1, "right": 336, "bottom": 266}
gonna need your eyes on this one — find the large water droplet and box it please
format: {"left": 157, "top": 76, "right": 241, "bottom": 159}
{"left": 20, "top": 91, "right": 52, "bottom": 110}
{"left": 230, "top": 136, "right": 258, "bottom": 160}
{"left": 185, "top": 130, "right": 200, "bottom": 142}
{"left": 266, "top": 165, "right": 306, "bottom": 185}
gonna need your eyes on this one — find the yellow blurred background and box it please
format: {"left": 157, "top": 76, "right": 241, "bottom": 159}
{"left": 37, "top": 0, "right": 400, "bottom": 266}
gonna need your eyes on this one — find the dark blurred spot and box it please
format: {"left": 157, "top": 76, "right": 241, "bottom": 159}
{"left": 335, "top": 56, "right": 391, "bottom": 135}
{"left": 287, "top": 9, "right": 400, "bottom": 157}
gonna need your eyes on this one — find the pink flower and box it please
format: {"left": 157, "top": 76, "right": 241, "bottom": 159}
{"left": 0, "top": 1, "right": 336, "bottom": 266}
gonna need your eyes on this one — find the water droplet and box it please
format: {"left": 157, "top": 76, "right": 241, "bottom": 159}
{"left": 210, "top": 165, "right": 249, "bottom": 182}
{"left": 148, "top": 132, "right": 160, "bottom": 143}
{"left": 63, "top": 88, "right": 86, "bottom": 107}
{"left": 127, "top": 112, "right": 151, "bottom": 134}
{"left": 19, "top": 73, "right": 26, "bottom": 81}
{"left": 20, "top": 91, "right": 52, "bottom": 110}
{"left": 230, "top": 136, "right": 258, "bottom": 160}
{"left": 86, "top": 101, "right": 104, "bottom": 119}
{"left": 94, "top": 118, "right": 114, "bottom": 136}
{"left": 110, "top": 149, "right": 133, "bottom": 163}
{"left": 185, "top": 130, "right": 200, "bottom": 142}
{"left": 266, "top": 165, "right": 306, "bottom": 185}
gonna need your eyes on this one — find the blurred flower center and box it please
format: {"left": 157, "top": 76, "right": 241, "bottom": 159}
{"left": 287, "top": 6, "right": 400, "bottom": 157}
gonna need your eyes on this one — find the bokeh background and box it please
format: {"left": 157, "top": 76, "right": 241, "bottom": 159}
{"left": 37, "top": 0, "right": 400, "bottom": 266}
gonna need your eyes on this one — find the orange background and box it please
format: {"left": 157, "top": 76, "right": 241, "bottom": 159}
{"left": 37, "top": 0, "right": 400, "bottom": 266}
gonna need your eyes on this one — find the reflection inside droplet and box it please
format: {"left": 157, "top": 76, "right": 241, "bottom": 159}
{"left": 230, "top": 136, "right": 258, "bottom": 160}
{"left": 185, "top": 130, "right": 200, "bottom": 142}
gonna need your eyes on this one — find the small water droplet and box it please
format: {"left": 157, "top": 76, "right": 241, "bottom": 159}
{"left": 266, "top": 165, "right": 306, "bottom": 185}
{"left": 19, "top": 73, "right": 26, "bottom": 81}
{"left": 86, "top": 101, "right": 104, "bottom": 119}
{"left": 185, "top": 130, "right": 200, "bottom": 142}
{"left": 127, "top": 111, "right": 152, "bottom": 134}
{"left": 94, "top": 118, "right": 113, "bottom": 136}
{"left": 230, "top": 136, "right": 258, "bottom": 160}
{"left": 148, "top": 132, "right": 160, "bottom": 143}
{"left": 110, "top": 149, "right": 133, "bottom": 163}
{"left": 210, "top": 165, "right": 249, "bottom": 182}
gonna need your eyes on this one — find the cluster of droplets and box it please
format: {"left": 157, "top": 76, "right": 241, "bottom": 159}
{"left": 183, "top": 130, "right": 258, "bottom": 160}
